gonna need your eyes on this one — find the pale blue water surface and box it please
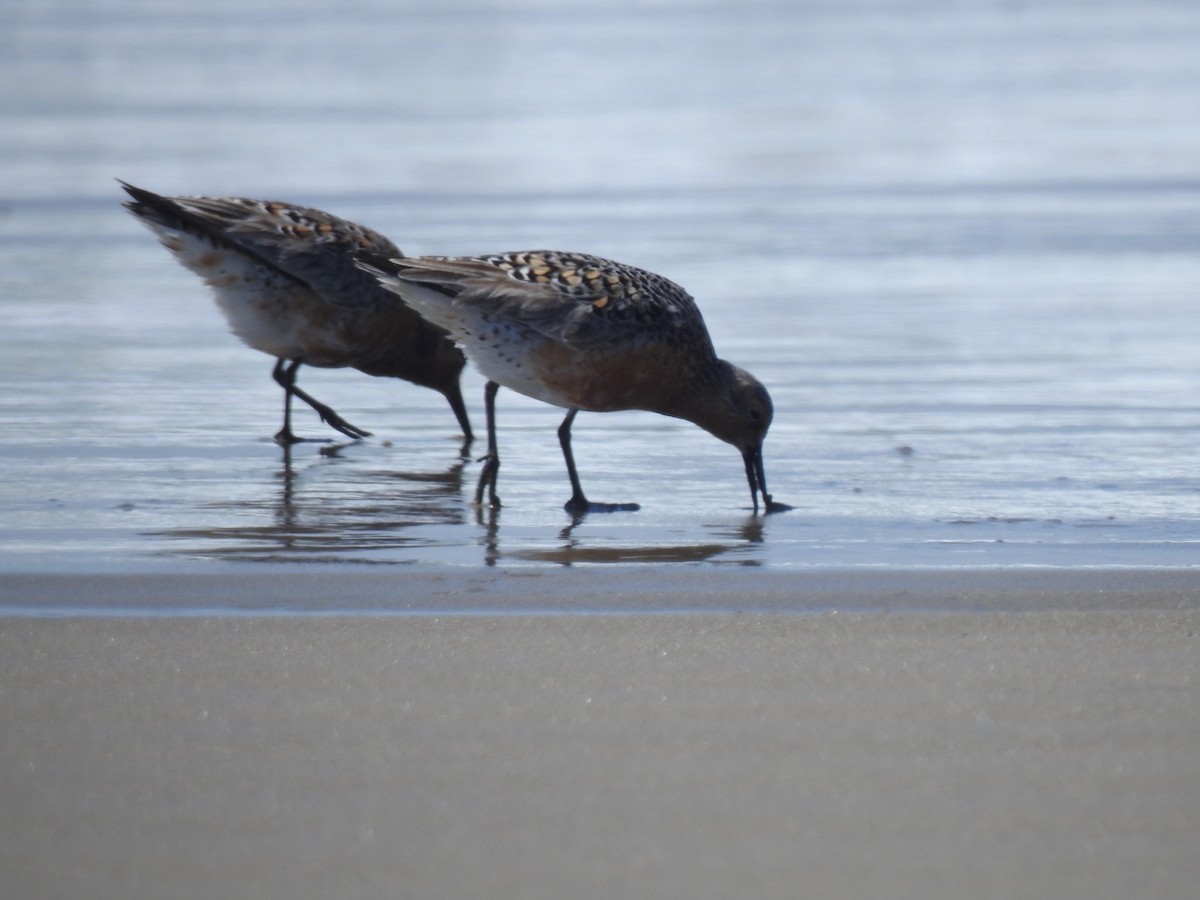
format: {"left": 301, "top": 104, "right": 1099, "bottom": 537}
{"left": 1, "top": 0, "right": 1199, "bottom": 583}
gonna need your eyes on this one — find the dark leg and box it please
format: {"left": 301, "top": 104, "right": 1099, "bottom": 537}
{"left": 442, "top": 381, "right": 474, "bottom": 449}
{"left": 271, "top": 359, "right": 372, "bottom": 444}
{"left": 272, "top": 359, "right": 302, "bottom": 445}
{"left": 474, "top": 380, "right": 502, "bottom": 508}
{"left": 558, "top": 408, "right": 640, "bottom": 515}
{"left": 559, "top": 409, "right": 588, "bottom": 512}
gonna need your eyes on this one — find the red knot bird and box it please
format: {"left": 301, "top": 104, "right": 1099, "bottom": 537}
{"left": 120, "top": 181, "right": 472, "bottom": 446}
{"left": 356, "top": 250, "right": 788, "bottom": 514}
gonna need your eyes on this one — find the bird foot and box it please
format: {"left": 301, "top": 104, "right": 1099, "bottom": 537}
{"left": 473, "top": 455, "right": 501, "bottom": 508}
{"left": 321, "top": 416, "right": 372, "bottom": 440}
{"left": 761, "top": 495, "right": 793, "bottom": 514}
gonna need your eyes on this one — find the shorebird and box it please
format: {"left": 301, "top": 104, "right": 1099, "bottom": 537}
{"left": 120, "top": 181, "right": 472, "bottom": 445}
{"left": 356, "top": 250, "right": 787, "bottom": 514}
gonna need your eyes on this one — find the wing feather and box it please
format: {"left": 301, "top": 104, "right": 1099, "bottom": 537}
{"left": 358, "top": 250, "right": 713, "bottom": 352}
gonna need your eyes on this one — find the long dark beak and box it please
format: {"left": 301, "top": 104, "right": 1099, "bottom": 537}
{"left": 742, "top": 444, "right": 791, "bottom": 515}
{"left": 743, "top": 444, "right": 769, "bottom": 513}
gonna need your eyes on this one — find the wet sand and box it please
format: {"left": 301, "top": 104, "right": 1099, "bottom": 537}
{"left": 2, "top": 570, "right": 1198, "bottom": 899}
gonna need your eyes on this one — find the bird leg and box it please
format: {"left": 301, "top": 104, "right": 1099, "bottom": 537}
{"left": 443, "top": 381, "right": 475, "bottom": 449}
{"left": 271, "top": 358, "right": 371, "bottom": 444}
{"left": 559, "top": 408, "right": 640, "bottom": 514}
{"left": 474, "top": 380, "right": 502, "bottom": 508}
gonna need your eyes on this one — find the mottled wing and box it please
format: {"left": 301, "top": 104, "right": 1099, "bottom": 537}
{"left": 370, "top": 250, "right": 715, "bottom": 352}
{"left": 120, "top": 181, "right": 401, "bottom": 309}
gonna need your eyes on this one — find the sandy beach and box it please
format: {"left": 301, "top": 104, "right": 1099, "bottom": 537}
{"left": 2, "top": 571, "right": 1198, "bottom": 900}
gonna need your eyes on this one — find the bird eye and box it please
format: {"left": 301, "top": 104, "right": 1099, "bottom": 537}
{"left": 748, "top": 408, "right": 762, "bottom": 423}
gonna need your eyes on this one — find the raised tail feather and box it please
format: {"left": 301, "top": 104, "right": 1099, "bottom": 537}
{"left": 119, "top": 180, "right": 308, "bottom": 289}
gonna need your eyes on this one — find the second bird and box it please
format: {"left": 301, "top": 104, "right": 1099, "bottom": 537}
{"left": 357, "top": 249, "right": 787, "bottom": 514}
{"left": 121, "top": 182, "right": 473, "bottom": 446}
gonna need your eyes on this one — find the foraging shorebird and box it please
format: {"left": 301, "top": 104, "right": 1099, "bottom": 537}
{"left": 120, "top": 182, "right": 472, "bottom": 445}
{"left": 356, "top": 250, "right": 787, "bottom": 514}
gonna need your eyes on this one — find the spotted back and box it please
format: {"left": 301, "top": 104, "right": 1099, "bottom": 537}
{"left": 121, "top": 183, "right": 401, "bottom": 310}
{"left": 390, "top": 250, "right": 717, "bottom": 356}
{"left": 177, "top": 196, "right": 394, "bottom": 254}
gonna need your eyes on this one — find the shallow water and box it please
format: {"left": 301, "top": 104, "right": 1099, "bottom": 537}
{"left": 2, "top": 0, "right": 1198, "bottom": 574}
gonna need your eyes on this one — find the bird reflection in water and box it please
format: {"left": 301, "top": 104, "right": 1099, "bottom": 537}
{"left": 153, "top": 444, "right": 775, "bottom": 566}
{"left": 475, "top": 503, "right": 768, "bottom": 568}
{"left": 151, "top": 443, "right": 468, "bottom": 563}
